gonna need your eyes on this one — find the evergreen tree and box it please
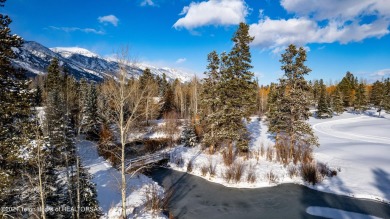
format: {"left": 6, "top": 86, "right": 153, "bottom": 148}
{"left": 0, "top": 2, "right": 36, "bottom": 213}
{"left": 160, "top": 83, "right": 176, "bottom": 116}
{"left": 181, "top": 124, "right": 198, "bottom": 147}
{"left": 140, "top": 68, "right": 154, "bottom": 87}
{"left": 370, "top": 80, "right": 384, "bottom": 116}
{"left": 317, "top": 79, "right": 332, "bottom": 118}
{"left": 72, "top": 157, "right": 102, "bottom": 219}
{"left": 200, "top": 51, "right": 223, "bottom": 151}
{"left": 338, "top": 71, "right": 357, "bottom": 107}
{"left": 354, "top": 82, "right": 368, "bottom": 113}
{"left": 331, "top": 87, "right": 344, "bottom": 115}
{"left": 80, "top": 82, "right": 99, "bottom": 139}
{"left": 268, "top": 44, "right": 318, "bottom": 163}
{"left": 220, "top": 22, "right": 257, "bottom": 152}
{"left": 383, "top": 78, "right": 390, "bottom": 113}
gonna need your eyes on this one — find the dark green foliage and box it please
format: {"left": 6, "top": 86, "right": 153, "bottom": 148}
{"left": 0, "top": 3, "right": 36, "bottom": 211}
{"left": 160, "top": 84, "right": 176, "bottom": 116}
{"left": 317, "top": 79, "right": 332, "bottom": 118}
{"left": 80, "top": 80, "right": 99, "bottom": 139}
{"left": 200, "top": 51, "right": 223, "bottom": 149}
{"left": 370, "top": 80, "right": 385, "bottom": 115}
{"left": 140, "top": 68, "right": 155, "bottom": 87}
{"left": 331, "top": 87, "right": 344, "bottom": 115}
{"left": 200, "top": 23, "right": 257, "bottom": 153}
{"left": 267, "top": 44, "right": 318, "bottom": 164}
{"left": 384, "top": 78, "right": 390, "bottom": 113}
{"left": 354, "top": 82, "right": 368, "bottom": 113}
{"left": 337, "top": 71, "right": 358, "bottom": 107}
{"left": 72, "top": 158, "right": 102, "bottom": 219}
{"left": 181, "top": 124, "right": 197, "bottom": 147}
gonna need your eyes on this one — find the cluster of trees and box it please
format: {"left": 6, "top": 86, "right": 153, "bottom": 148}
{"left": 0, "top": 2, "right": 101, "bottom": 217}
{"left": 308, "top": 71, "right": 390, "bottom": 117}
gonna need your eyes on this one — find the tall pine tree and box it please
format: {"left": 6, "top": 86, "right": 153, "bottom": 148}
{"left": 268, "top": 44, "right": 318, "bottom": 163}
{"left": 220, "top": 23, "right": 257, "bottom": 152}
{"left": 317, "top": 79, "right": 332, "bottom": 118}
{"left": 0, "top": 2, "right": 36, "bottom": 213}
{"left": 354, "top": 82, "right": 368, "bottom": 113}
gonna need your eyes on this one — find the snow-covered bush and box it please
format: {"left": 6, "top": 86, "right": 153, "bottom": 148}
{"left": 181, "top": 125, "right": 197, "bottom": 147}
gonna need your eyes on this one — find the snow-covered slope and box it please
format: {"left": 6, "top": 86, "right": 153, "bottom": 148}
{"left": 51, "top": 47, "right": 100, "bottom": 58}
{"left": 11, "top": 41, "right": 194, "bottom": 82}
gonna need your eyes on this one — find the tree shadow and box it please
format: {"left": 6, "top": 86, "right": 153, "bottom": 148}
{"left": 372, "top": 168, "right": 390, "bottom": 213}
{"left": 300, "top": 175, "right": 390, "bottom": 218}
{"left": 247, "top": 117, "right": 261, "bottom": 149}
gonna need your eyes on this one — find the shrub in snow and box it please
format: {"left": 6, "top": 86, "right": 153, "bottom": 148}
{"left": 171, "top": 153, "right": 184, "bottom": 167}
{"left": 267, "top": 170, "right": 279, "bottom": 184}
{"left": 247, "top": 166, "right": 257, "bottom": 183}
{"left": 208, "top": 160, "right": 217, "bottom": 177}
{"left": 201, "top": 165, "right": 208, "bottom": 176}
{"left": 186, "top": 160, "right": 193, "bottom": 173}
{"left": 223, "top": 161, "right": 246, "bottom": 183}
{"left": 300, "top": 162, "right": 321, "bottom": 185}
{"left": 317, "top": 162, "right": 337, "bottom": 177}
{"left": 222, "top": 147, "right": 235, "bottom": 166}
{"left": 181, "top": 125, "right": 198, "bottom": 147}
{"left": 288, "top": 165, "right": 299, "bottom": 179}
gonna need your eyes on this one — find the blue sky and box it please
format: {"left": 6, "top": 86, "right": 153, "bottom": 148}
{"left": 2, "top": 0, "right": 390, "bottom": 85}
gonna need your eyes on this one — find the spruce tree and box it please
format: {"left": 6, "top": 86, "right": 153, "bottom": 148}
{"left": 317, "top": 79, "right": 332, "bottom": 118}
{"left": 331, "top": 87, "right": 344, "bottom": 115}
{"left": 383, "top": 78, "right": 390, "bottom": 113}
{"left": 354, "top": 82, "right": 368, "bottom": 113}
{"left": 181, "top": 124, "right": 198, "bottom": 147}
{"left": 0, "top": 2, "right": 36, "bottom": 212}
{"left": 269, "top": 44, "right": 318, "bottom": 163}
{"left": 338, "top": 71, "right": 357, "bottom": 107}
{"left": 221, "top": 22, "right": 257, "bottom": 152}
{"left": 72, "top": 157, "right": 102, "bottom": 219}
{"left": 370, "top": 80, "right": 384, "bottom": 116}
{"left": 200, "top": 51, "right": 223, "bottom": 151}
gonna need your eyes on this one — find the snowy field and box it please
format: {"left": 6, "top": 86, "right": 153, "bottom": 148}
{"left": 310, "top": 111, "right": 390, "bottom": 203}
{"left": 77, "top": 138, "right": 166, "bottom": 219}
{"left": 169, "top": 110, "right": 390, "bottom": 204}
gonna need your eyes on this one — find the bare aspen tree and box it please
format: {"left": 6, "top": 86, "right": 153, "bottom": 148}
{"left": 174, "top": 82, "right": 185, "bottom": 118}
{"left": 36, "top": 135, "right": 47, "bottom": 219}
{"left": 144, "top": 79, "right": 159, "bottom": 126}
{"left": 99, "top": 47, "right": 147, "bottom": 218}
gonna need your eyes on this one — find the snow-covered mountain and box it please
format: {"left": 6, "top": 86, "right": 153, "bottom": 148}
{"left": 11, "top": 41, "right": 194, "bottom": 82}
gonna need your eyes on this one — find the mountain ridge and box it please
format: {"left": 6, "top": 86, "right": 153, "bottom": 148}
{"left": 11, "top": 41, "right": 194, "bottom": 82}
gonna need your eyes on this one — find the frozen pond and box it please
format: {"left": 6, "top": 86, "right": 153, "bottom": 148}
{"left": 150, "top": 167, "right": 390, "bottom": 219}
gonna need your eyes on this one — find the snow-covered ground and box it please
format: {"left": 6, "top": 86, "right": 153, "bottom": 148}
{"left": 169, "top": 111, "right": 390, "bottom": 204}
{"left": 309, "top": 111, "right": 390, "bottom": 203}
{"left": 77, "top": 138, "right": 167, "bottom": 219}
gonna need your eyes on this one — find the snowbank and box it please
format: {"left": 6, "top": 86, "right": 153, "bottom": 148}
{"left": 77, "top": 138, "right": 167, "bottom": 219}
{"left": 169, "top": 112, "right": 390, "bottom": 204}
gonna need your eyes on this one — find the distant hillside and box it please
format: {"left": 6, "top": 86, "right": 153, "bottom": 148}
{"left": 11, "top": 41, "right": 194, "bottom": 82}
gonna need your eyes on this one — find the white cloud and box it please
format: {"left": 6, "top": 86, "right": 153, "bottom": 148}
{"left": 140, "top": 0, "right": 156, "bottom": 7}
{"left": 98, "top": 15, "right": 119, "bottom": 27}
{"left": 249, "top": 0, "right": 390, "bottom": 53}
{"left": 374, "top": 69, "right": 390, "bottom": 77}
{"left": 173, "top": 0, "right": 248, "bottom": 29}
{"left": 49, "top": 26, "right": 105, "bottom": 35}
{"left": 368, "top": 69, "right": 390, "bottom": 82}
{"left": 176, "top": 58, "right": 187, "bottom": 64}
{"left": 281, "top": 0, "right": 390, "bottom": 22}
